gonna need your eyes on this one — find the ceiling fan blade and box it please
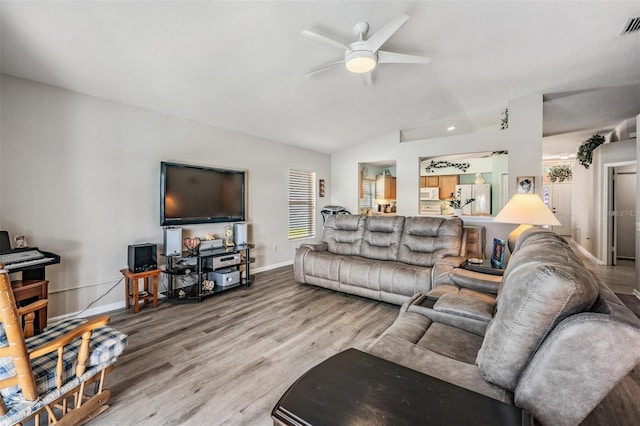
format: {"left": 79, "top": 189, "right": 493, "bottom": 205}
{"left": 378, "top": 50, "right": 431, "bottom": 65}
{"left": 364, "top": 14, "right": 409, "bottom": 52}
{"left": 304, "top": 60, "right": 345, "bottom": 77}
{"left": 360, "top": 72, "right": 372, "bottom": 87}
{"left": 301, "top": 30, "right": 350, "bottom": 51}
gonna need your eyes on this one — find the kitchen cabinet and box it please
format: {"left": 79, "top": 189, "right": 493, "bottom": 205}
{"left": 376, "top": 175, "right": 396, "bottom": 200}
{"left": 420, "top": 176, "right": 440, "bottom": 188}
{"left": 420, "top": 175, "right": 459, "bottom": 199}
{"left": 439, "top": 175, "right": 459, "bottom": 200}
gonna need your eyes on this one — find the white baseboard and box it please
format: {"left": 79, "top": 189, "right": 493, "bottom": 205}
{"left": 49, "top": 300, "right": 126, "bottom": 324}
{"left": 634, "top": 289, "right": 640, "bottom": 300}
{"left": 252, "top": 260, "right": 293, "bottom": 274}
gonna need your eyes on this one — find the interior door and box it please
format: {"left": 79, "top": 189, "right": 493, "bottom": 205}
{"left": 614, "top": 166, "right": 636, "bottom": 260}
{"left": 551, "top": 183, "right": 572, "bottom": 236}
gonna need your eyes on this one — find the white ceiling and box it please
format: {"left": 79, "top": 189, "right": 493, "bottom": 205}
{"left": 1, "top": 1, "right": 639, "bottom": 155}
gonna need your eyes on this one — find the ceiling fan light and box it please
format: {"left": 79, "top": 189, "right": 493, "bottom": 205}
{"left": 345, "top": 51, "right": 376, "bottom": 73}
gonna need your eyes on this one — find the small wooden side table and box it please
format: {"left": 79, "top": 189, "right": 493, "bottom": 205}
{"left": 120, "top": 269, "right": 160, "bottom": 314}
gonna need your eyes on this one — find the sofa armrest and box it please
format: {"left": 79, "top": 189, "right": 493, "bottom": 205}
{"left": 299, "top": 242, "right": 328, "bottom": 252}
{"left": 405, "top": 293, "right": 492, "bottom": 336}
{"left": 449, "top": 269, "right": 501, "bottom": 295}
{"left": 294, "top": 242, "right": 329, "bottom": 283}
{"left": 437, "top": 256, "right": 467, "bottom": 268}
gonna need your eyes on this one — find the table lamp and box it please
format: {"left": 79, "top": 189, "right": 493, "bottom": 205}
{"left": 493, "top": 194, "right": 561, "bottom": 252}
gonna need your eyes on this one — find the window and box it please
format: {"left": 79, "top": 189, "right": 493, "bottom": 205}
{"left": 359, "top": 178, "right": 375, "bottom": 210}
{"left": 288, "top": 169, "right": 316, "bottom": 240}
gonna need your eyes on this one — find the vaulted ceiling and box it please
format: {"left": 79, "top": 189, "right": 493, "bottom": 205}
{"left": 1, "top": 1, "right": 639, "bottom": 154}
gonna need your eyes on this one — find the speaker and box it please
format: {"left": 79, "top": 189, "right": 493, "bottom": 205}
{"left": 233, "top": 223, "right": 248, "bottom": 246}
{"left": 164, "top": 227, "right": 182, "bottom": 257}
{"left": 128, "top": 243, "right": 157, "bottom": 273}
{"left": 0, "top": 231, "right": 10, "bottom": 252}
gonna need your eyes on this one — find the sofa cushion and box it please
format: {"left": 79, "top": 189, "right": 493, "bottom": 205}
{"left": 378, "top": 262, "right": 432, "bottom": 298}
{"left": 418, "top": 322, "right": 484, "bottom": 364}
{"left": 322, "top": 215, "right": 365, "bottom": 255}
{"left": 360, "top": 216, "right": 405, "bottom": 261}
{"left": 397, "top": 217, "right": 463, "bottom": 267}
{"left": 366, "top": 313, "right": 511, "bottom": 403}
{"left": 338, "top": 256, "right": 382, "bottom": 291}
{"left": 302, "top": 250, "right": 343, "bottom": 282}
{"left": 476, "top": 234, "right": 599, "bottom": 391}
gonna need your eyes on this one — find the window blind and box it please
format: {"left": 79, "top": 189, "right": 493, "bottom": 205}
{"left": 359, "top": 178, "right": 376, "bottom": 210}
{"left": 288, "top": 169, "right": 316, "bottom": 240}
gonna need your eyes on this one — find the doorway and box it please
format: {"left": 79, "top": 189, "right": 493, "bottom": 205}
{"left": 607, "top": 163, "right": 637, "bottom": 265}
{"left": 549, "top": 183, "right": 572, "bottom": 236}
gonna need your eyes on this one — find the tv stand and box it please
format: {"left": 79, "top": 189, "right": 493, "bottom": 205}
{"left": 162, "top": 244, "right": 254, "bottom": 302}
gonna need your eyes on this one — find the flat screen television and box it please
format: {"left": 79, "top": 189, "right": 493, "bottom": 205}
{"left": 160, "top": 161, "right": 246, "bottom": 225}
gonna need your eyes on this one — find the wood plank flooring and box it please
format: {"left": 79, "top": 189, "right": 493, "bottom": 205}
{"left": 90, "top": 263, "right": 640, "bottom": 426}
{"left": 91, "top": 267, "right": 398, "bottom": 426}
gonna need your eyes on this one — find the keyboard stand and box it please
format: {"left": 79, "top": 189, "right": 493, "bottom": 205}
{"left": 1, "top": 247, "right": 60, "bottom": 333}
{"left": 11, "top": 279, "right": 48, "bottom": 332}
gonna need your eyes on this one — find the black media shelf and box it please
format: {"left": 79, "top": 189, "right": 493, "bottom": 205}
{"left": 162, "top": 244, "right": 255, "bottom": 302}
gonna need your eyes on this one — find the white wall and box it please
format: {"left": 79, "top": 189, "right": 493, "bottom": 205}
{"left": 637, "top": 114, "right": 640, "bottom": 296}
{"left": 0, "top": 75, "right": 330, "bottom": 317}
{"left": 332, "top": 93, "right": 543, "bottom": 257}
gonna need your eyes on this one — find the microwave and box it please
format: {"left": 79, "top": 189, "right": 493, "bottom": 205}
{"left": 420, "top": 187, "right": 440, "bottom": 200}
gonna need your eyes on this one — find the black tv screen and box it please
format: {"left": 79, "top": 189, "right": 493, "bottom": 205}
{"left": 161, "top": 162, "right": 246, "bottom": 225}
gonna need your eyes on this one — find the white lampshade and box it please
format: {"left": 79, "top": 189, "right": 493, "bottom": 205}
{"left": 494, "top": 194, "right": 561, "bottom": 252}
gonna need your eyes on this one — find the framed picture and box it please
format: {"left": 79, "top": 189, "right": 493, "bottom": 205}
{"left": 491, "top": 238, "right": 506, "bottom": 268}
{"left": 516, "top": 176, "right": 535, "bottom": 194}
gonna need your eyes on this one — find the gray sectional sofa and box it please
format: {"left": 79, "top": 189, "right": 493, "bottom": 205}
{"left": 294, "top": 214, "right": 464, "bottom": 305}
{"left": 365, "top": 228, "right": 640, "bottom": 426}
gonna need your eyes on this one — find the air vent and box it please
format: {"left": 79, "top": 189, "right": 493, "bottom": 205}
{"left": 621, "top": 17, "right": 640, "bottom": 35}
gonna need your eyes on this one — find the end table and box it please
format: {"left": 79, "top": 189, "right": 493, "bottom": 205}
{"left": 120, "top": 268, "right": 160, "bottom": 313}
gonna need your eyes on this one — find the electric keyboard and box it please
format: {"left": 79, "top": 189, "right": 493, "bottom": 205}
{"left": 0, "top": 248, "right": 60, "bottom": 274}
{"left": 0, "top": 249, "right": 45, "bottom": 265}
{"left": 4, "top": 256, "right": 56, "bottom": 271}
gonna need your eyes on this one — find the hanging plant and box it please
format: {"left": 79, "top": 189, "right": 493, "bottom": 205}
{"left": 546, "top": 164, "right": 573, "bottom": 182}
{"left": 577, "top": 134, "right": 605, "bottom": 169}
{"left": 500, "top": 108, "right": 509, "bottom": 130}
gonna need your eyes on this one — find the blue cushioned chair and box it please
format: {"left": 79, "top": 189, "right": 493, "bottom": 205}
{"left": 0, "top": 265, "right": 127, "bottom": 425}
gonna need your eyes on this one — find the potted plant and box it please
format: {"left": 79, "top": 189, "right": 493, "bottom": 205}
{"left": 448, "top": 188, "right": 475, "bottom": 216}
{"left": 546, "top": 164, "right": 573, "bottom": 182}
{"left": 577, "top": 134, "right": 605, "bottom": 169}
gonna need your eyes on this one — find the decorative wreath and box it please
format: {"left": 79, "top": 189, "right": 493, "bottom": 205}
{"left": 424, "top": 160, "right": 470, "bottom": 173}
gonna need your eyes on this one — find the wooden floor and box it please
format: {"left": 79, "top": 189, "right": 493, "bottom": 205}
{"left": 92, "top": 267, "right": 398, "bottom": 425}
{"left": 91, "top": 263, "right": 640, "bottom": 426}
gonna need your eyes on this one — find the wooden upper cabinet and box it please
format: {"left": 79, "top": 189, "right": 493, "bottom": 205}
{"left": 420, "top": 174, "right": 458, "bottom": 199}
{"left": 376, "top": 175, "right": 396, "bottom": 200}
{"left": 439, "top": 175, "right": 460, "bottom": 200}
{"left": 420, "top": 175, "right": 440, "bottom": 188}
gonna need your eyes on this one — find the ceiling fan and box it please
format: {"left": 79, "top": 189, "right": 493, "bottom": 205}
{"left": 301, "top": 14, "right": 430, "bottom": 87}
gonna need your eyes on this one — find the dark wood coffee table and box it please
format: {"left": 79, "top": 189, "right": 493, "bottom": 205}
{"left": 272, "top": 348, "right": 533, "bottom": 426}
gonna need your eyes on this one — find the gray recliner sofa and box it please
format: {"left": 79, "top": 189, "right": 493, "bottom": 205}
{"left": 294, "top": 214, "right": 464, "bottom": 305}
{"left": 365, "top": 228, "right": 640, "bottom": 425}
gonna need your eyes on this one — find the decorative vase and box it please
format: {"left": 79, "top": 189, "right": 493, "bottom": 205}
{"left": 453, "top": 208, "right": 463, "bottom": 216}
{"left": 183, "top": 237, "right": 201, "bottom": 256}
{"left": 474, "top": 173, "right": 485, "bottom": 185}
